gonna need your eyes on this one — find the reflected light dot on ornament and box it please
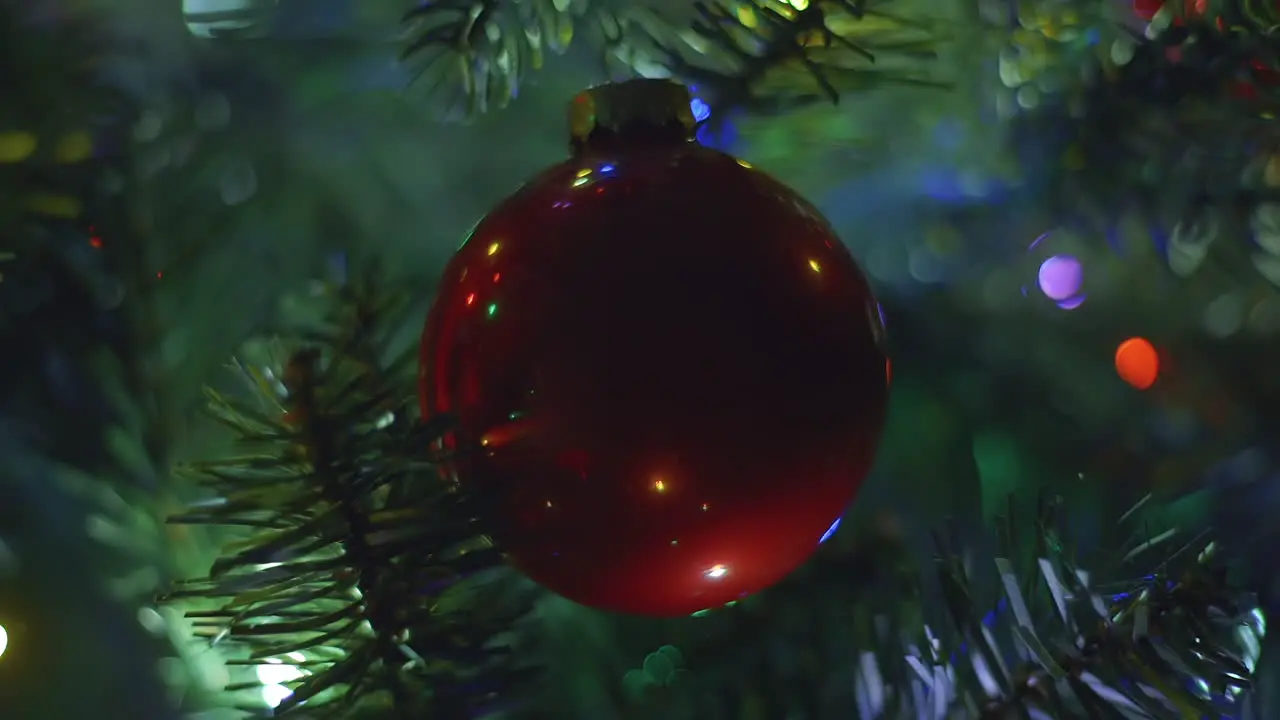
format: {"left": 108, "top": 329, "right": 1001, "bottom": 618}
{"left": 808, "top": 259, "right": 821, "bottom": 273}
{"left": 1038, "top": 254, "right": 1082, "bottom": 301}
{"left": 819, "top": 515, "right": 841, "bottom": 543}
{"left": 0, "top": 623, "right": 7, "bottom": 660}
{"left": 1115, "top": 337, "right": 1159, "bottom": 390}
{"left": 705, "top": 564, "right": 729, "bottom": 579}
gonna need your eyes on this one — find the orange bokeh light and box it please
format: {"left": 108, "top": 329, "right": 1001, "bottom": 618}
{"left": 1115, "top": 337, "right": 1159, "bottom": 390}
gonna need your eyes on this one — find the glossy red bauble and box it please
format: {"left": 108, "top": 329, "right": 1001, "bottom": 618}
{"left": 419, "top": 83, "right": 888, "bottom": 616}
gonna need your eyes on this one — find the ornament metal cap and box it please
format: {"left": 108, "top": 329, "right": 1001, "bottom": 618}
{"left": 568, "top": 79, "right": 697, "bottom": 154}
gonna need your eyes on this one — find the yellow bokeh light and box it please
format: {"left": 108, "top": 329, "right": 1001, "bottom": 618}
{"left": 653, "top": 478, "right": 666, "bottom": 492}
{"left": 487, "top": 242, "right": 500, "bottom": 256}
{"left": 808, "top": 259, "right": 821, "bottom": 273}
{"left": 0, "top": 132, "right": 37, "bottom": 163}
{"left": 54, "top": 132, "right": 94, "bottom": 164}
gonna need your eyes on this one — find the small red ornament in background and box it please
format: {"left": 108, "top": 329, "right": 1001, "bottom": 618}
{"left": 1115, "top": 336, "right": 1160, "bottom": 390}
{"left": 419, "top": 80, "right": 888, "bottom": 616}
{"left": 1131, "top": 0, "right": 1205, "bottom": 23}
{"left": 1131, "top": 0, "right": 1163, "bottom": 20}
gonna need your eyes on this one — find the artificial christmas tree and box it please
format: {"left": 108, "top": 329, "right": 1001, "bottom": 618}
{"left": 2, "top": 0, "right": 1276, "bottom": 718}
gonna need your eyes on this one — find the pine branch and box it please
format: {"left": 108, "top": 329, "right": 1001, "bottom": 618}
{"left": 163, "top": 274, "right": 537, "bottom": 718}
{"left": 626, "top": 494, "right": 1264, "bottom": 718}
{"left": 591, "top": 0, "right": 947, "bottom": 117}
{"left": 0, "top": 2, "right": 191, "bottom": 717}
{"left": 399, "top": 0, "right": 586, "bottom": 121}
{"left": 913, "top": 496, "right": 1257, "bottom": 718}
{"left": 909, "top": 502, "right": 1261, "bottom": 716}
{"left": 395, "top": 0, "right": 944, "bottom": 120}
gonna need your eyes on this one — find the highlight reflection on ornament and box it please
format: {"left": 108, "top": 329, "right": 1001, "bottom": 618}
{"left": 818, "top": 515, "right": 842, "bottom": 543}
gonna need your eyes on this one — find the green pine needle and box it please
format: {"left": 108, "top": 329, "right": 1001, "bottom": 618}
{"left": 399, "top": 0, "right": 583, "bottom": 120}
{"left": 163, "top": 274, "right": 537, "bottom": 718}
{"left": 396, "top": 0, "right": 945, "bottom": 120}
{"left": 627, "top": 494, "right": 1264, "bottom": 718}
{"left": 596, "top": 0, "right": 947, "bottom": 114}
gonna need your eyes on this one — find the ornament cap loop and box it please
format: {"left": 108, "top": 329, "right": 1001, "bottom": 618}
{"left": 568, "top": 79, "right": 697, "bottom": 155}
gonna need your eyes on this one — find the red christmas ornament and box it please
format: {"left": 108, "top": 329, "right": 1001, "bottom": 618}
{"left": 419, "top": 80, "right": 888, "bottom": 616}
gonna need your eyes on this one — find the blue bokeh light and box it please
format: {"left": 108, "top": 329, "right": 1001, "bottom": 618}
{"left": 690, "top": 97, "right": 711, "bottom": 122}
{"left": 688, "top": 87, "right": 738, "bottom": 152}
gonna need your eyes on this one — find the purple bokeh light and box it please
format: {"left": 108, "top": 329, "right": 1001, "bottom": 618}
{"left": 1038, "top": 255, "right": 1083, "bottom": 301}
{"left": 1057, "top": 294, "right": 1087, "bottom": 310}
